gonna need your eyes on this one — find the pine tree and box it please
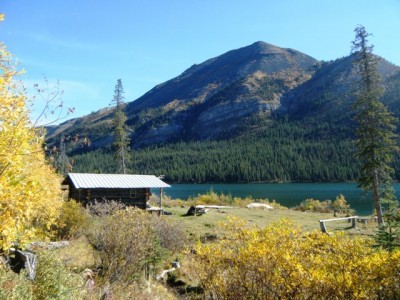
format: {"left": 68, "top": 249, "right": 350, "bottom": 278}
{"left": 111, "top": 79, "right": 130, "bottom": 174}
{"left": 351, "top": 25, "right": 399, "bottom": 225}
{"left": 374, "top": 212, "right": 400, "bottom": 251}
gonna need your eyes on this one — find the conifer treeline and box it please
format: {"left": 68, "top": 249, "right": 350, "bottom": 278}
{"left": 71, "top": 119, "right": 373, "bottom": 183}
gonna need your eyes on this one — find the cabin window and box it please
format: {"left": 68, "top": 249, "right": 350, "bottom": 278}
{"left": 130, "top": 189, "right": 137, "bottom": 198}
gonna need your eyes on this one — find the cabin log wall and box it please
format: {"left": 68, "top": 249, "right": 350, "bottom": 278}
{"left": 68, "top": 186, "right": 151, "bottom": 209}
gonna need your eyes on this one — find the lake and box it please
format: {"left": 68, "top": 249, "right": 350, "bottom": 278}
{"left": 162, "top": 183, "right": 400, "bottom": 216}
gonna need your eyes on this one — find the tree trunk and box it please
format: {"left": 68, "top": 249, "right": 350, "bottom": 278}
{"left": 372, "top": 170, "right": 384, "bottom": 225}
{"left": 121, "top": 147, "right": 126, "bottom": 174}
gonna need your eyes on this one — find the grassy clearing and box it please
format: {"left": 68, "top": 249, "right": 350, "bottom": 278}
{"left": 164, "top": 206, "right": 378, "bottom": 241}
{"left": 54, "top": 235, "right": 97, "bottom": 271}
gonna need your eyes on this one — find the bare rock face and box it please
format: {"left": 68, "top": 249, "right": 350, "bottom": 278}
{"left": 192, "top": 100, "right": 265, "bottom": 139}
{"left": 138, "top": 123, "right": 184, "bottom": 145}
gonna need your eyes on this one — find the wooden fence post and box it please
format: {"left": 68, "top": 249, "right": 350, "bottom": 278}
{"left": 319, "top": 221, "right": 327, "bottom": 233}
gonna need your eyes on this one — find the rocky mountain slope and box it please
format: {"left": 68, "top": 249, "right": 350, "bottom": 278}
{"left": 46, "top": 41, "right": 400, "bottom": 152}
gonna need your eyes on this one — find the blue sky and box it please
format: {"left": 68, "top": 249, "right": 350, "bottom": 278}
{"left": 1, "top": 0, "right": 400, "bottom": 123}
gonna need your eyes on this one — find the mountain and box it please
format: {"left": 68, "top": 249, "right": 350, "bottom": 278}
{"left": 46, "top": 42, "right": 400, "bottom": 183}
{"left": 283, "top": 54, "right": 400, "bottom": 121}
{"left": 128, "top": 41, "right": 316, "bottom": 111}
{"left": 46, "top": 41, "right": 318, "bottom": 146}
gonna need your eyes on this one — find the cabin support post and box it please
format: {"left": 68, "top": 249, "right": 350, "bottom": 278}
{"left": 159, "top": 188, "right": 163, "bottom": 210}
{"left": 319, "top": 221, "right": 327, "bottom": 233}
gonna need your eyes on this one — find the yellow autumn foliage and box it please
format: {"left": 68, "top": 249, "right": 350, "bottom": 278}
{"left": 193, "top": 218, "right": 400, "bottom": 299}
{"left": 0, "top": 43, "right": 63, "bottom": 250}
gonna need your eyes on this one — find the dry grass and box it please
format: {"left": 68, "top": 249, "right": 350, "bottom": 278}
{"left": 154, "top": 191, "right": 375, "bottom": 240}
{"left": 164, "top": 206, "right": 378, "bottom": 241}
{"left": 53, "top": 235, "right": 98, "bottom": 271}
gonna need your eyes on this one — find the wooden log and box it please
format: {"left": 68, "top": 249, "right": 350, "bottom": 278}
{"left": 28, "top": 241, "right": 70, "bottom": 249}
{"left": 320, "top": 216, "right": 359, "bottom": 223}
{"left": 196, "top": 205, "right": 234, "bottom": 209}
{"left": 319, "top": 216, "right": 359, "bottom": 233}
{"left": 155, "top": 261, "right": 181, "bottom": 280}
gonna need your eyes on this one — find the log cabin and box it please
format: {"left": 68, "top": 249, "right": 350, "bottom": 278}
{"left": 62, "top": 173, "right": 170, "bottom": 209}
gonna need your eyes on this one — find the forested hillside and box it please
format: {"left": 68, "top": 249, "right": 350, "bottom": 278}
{"left": 69, "top": 118, "right": 361, "bottom": 182}
{"left": 46, "top": 42, "right": 400, "bottom": 183}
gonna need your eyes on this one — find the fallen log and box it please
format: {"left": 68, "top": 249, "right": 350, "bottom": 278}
{"left": 247, "top": 203, "right": 274, "bottom": 209}
{"left": 195, "top": 205, "right": 234, "bottom": 209}
{"left": 28, "top": 241, "right": 70, "bottom": 250}
{"left": 156, "top": 261, "right": 180, "bottom": 281}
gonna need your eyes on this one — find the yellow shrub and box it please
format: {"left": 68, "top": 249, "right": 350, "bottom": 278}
{"left": 193, "top": 218, "right": 400, "bottom": 299}
{"left": 194, "top": 190, "right": 227, "bottom": 205}
{"left": 53, "top": 200, "right": 89, "bottom": 239}
{"left": 0, "top": 43, "right": 63, "bottom": 249}
{"left": 297, "top": 198, "right": 331, "bottom": 212}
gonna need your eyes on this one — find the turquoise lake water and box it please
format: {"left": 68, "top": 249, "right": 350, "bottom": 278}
{"left": 163, "top": 183, "right": 400, "bottom": 215}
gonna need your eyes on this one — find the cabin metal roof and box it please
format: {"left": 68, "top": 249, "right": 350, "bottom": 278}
{"left": 63, "top": 173, "right": 171, "bottom": 189}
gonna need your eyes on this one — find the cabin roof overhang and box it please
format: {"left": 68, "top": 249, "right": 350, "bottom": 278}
{"left": 62, "top": 173, "right": 171, "bottom": 189}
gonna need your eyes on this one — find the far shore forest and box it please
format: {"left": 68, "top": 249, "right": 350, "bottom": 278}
{"left": 70, "top": 119, "right": 387, "bottom": 183}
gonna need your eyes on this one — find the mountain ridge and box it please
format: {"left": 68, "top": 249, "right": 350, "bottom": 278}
{"left": 46, "top": 41, "right": 321, "bottom": 145}
{"left": 127, "top": 41, "right": 318, "bottom": 112}
{"left": 45, "top": 41, "right": 400, "bottom": 182}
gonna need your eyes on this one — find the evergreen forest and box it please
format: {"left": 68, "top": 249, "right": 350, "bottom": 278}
{"left": 70, "top": 117, "right": 373, "bottom": 183}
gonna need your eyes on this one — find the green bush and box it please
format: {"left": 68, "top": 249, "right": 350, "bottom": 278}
{"left": 296, "top": 195, "right": 354, "bottom": 215}
{"left": 0, "top": 252, "right": 84, "bottom": 299}
{"left": 296, "top": 198, "right": 332, "bottom": 213}
{"left": 85, "top": 208, "right": 161, "bottom": 285}
{"left": 152, "top": 216, "right": 187, "bottom": 253}
{"left": 332, "top": 194, "right": 353, "bottom": 216}
{"left": 88, "top": 199, "right": 126, "bottom": 216}
{"left": 193, "top": 189, "right": 229, "bottom": 206}
{"left": 32, "top": 252, "right": 84, "bottom": 299}
{"left": 53, "top": 200, "right": 89, "bottom": 240}
{"left": 0, "top": 268, "right": 31, "bottom": 300}
{"left": 85, "top": 206, "right": 187, "bottom": 291}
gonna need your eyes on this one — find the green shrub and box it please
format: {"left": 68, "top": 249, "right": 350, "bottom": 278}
{"left": 32, "top": 252, "right": 84, "bottom": 299}
{"left": 53, "top": 200, "right": 89, "bottom": 240}
{"left": 0, "top": 268, "right": 31, "bottom": 300}
{"left": 85, "top": 206, "right": 187, "bottom": 290}
{"left": 88, "top": 199, "right": 126, "bottom": 216}
{"left": 296, "top": 195, "right": 354, "bottom": 215}
{"left": 193, "top": 189, "right": 228, "bottom": 206}
{"left": 332, "top": 194, "right": 353, "bottom": 216}
{"left": 374, "top": 209, "right": 400, "bottom": 251}
{"left": 296, "top": 198, "right": 332, "bottom": 213}
{"left": 152, "top": 216, "right": 187, "bottom": 253}
{"left": 0, "top": 252, "right": 84, "bottom": 299}
{"left": 85, "top": 208, "right": 161, "bottom": 285}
